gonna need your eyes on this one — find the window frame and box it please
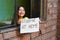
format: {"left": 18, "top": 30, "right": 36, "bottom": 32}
{"left": 15, "top": 0, "right": 47, "bottom": 21}
{"left": 40, "top": 0, "right": 47, "bottom": 21}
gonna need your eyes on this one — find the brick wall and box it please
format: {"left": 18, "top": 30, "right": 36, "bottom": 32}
{"left": 0, "top": 0, "right": 58, "bottom": 40}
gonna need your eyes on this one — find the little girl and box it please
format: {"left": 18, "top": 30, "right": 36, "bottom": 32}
{"left": 17, "top": 6, "right": 28, "bottom": 26}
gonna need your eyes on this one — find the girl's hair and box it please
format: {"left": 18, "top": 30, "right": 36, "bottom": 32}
{"left": 17, "top": 5, "right": 25, "bottom": 11}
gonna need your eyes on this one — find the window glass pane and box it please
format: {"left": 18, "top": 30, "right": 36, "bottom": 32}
{"left": 31, "top": 0, "right": 40, "bottom": 18}
{"left": 0, "top": 0, "right": 14, "bottom": 25}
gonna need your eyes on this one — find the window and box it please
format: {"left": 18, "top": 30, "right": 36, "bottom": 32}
{"left": 0, "top": 0, "right": 47, "bottom": 26}
{"left": 0, "top": 0, "right": 47, "bottom": 28}
{"left": 0, "top": 0, "right": 15, "bottom": 26}
{"left": 15, "top": 0, "right": 47, "bottom": 21}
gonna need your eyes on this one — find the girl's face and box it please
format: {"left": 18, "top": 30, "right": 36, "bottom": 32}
{"left": 18, "top": 7, "right": 25, "bottom": 17}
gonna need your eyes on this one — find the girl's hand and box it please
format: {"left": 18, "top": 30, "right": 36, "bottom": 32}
{"left": 18, "top": 19, "right": 22, "bottom": 24}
